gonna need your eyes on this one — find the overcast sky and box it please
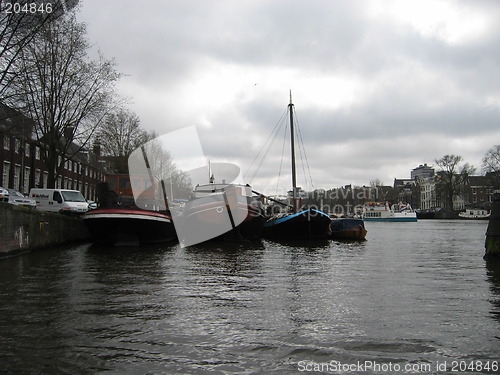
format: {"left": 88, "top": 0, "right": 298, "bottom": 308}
{"left": 78, "top": 0, "right": 500, "bottom": 193}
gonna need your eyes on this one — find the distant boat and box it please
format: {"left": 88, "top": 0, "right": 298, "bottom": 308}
{"left": 330, "top": 218, "right": 367, "bottom": 240}
{"left": 82, "top": 208, "right": 177, "bottom": 246}
{"left": 458, "top": 208, "right": 490, "bottom": 220}
{"left": 263, "top": 92, "right": 331, "bottom": 239}
{"left": 362, "top": 202, "right": 417, "bottom": 222}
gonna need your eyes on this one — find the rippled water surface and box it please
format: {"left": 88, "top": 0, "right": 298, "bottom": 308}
{"left": 1, "top": 220, "right": 499, "bottom": 374}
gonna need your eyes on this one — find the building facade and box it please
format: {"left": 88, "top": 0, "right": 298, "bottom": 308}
{"left": 0, "top": 105, "right": 104, "bottom": 200}
{"left": 394, "top": 164, "right": 496, "bottom": 212}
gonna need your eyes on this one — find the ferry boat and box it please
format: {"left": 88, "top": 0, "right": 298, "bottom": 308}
{"left": 458, "top": 208, "right": 490, "bottom": 220}
{"left": 362, "top": 202, "right": 417, "bottom": 222}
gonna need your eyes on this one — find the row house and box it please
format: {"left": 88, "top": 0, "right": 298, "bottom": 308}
{"left": 394, "top": 164, "right": 497, "bottom": 212}
{"left": 0, "top": 104, "right": 104, "bottom": 200}
{"left": 467, "top": 176, "right": 494, "bottom": 208}
{"left": 417, "top": 173, "right": 491, "bottom": 211}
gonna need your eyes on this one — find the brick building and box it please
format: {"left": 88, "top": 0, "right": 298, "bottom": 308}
{"left": 0, "top": 104, "right": 104, "bottom": 200}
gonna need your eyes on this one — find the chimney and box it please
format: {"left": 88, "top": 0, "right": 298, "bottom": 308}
{"left": 64, "top": 126, "right": 75, "bottom": 140}
{"left": 93, "top": 141, "right": 101, "bottom": 157}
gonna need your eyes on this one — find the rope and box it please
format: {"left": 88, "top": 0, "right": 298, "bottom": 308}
{"left": 293, "top": 107, "right": 315, "bottom": 191}
{"left": 246, "top": 101, "right": 317, "bottom": 195}
{"left": 245, "top": 108, "right": 288, "bottom": 184}
{"left": 275, "top": 117, "right": 288, "bottom": 196}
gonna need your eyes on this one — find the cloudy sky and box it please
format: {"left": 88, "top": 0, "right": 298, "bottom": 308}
{"left": 78, "top": 0, "right": 500, "bottom": 193}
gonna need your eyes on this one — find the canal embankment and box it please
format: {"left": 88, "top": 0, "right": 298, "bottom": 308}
{"left": 0, "top": 202, "right": 89, "bottom": 257}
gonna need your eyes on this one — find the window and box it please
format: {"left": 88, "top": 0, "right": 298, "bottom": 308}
{"left": 13, "top": 164, "right": 20, "bottom": 190}
{"left": 53, "top": 191, "right": 62, "bottom": 202}
{"left": 25, "top": 143, "right": 30, "bottom": 157}
{"left": 23, "top": 167, "right": 30, "bottom": 193}
{"left": 3, "top": 135, "right": 9, "bottom": 150}
{"left": 2, "top": 161, "right": 10, "bottom": 187}
{"left": 35, "top": 146, "right": 40, "bottom": 160}
{"left": 35, "top": 169, "right": 41, "bottom": 187}
{"left": 61, "top": 190, "right": 86, "bottom": 202}
{"left": 43, "top": 172, "right": 48, "bottom": 188}
{"left": 15, "top": 139, "right": 21, "bottom": 154}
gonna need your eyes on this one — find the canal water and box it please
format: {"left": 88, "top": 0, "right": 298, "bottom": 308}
{"left": 0, "top": 220, "right": 499, "bottom": 374}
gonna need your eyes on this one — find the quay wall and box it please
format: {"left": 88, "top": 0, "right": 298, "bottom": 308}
{"left": 0, "top": 202, "right": 89, "bottom": 256}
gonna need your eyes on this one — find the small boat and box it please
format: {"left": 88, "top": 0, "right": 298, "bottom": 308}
{"left": 330, "top": 218, "right": 367, "bottom": 240}
{"left": 362, "top": 201, "right": 417, "bottom": 222}
{"left": 263, "top": 93, "right": 331, "bottom": 240}
{"left": 458, "top": 208, "right": 490, "bottom": 220}
{"left": 82, "top": 208, "right": 177, "bottom": 246}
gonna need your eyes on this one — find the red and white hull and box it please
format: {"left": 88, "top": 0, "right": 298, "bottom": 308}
{"left": 82, "top": 208, "right": 177, "bottom": 246}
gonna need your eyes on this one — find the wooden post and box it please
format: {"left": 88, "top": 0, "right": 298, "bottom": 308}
{"left": 485, "top": 192, "right": 500, "bottom": 261}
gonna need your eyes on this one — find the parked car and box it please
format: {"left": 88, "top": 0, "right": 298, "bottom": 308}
{"left": 87, "top": 200, "right": 98, "bottom": 210}
{"left": 7, "top": 189, "right": 37, "bottom": 208}
{"left": 0, "top": 187, "right": 9, "bottom": 202}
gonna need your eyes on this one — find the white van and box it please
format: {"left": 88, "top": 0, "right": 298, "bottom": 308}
{"left": 29, "top": 188, "right": 89, "bottom": 214}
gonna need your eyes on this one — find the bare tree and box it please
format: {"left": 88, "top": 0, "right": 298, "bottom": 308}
{"left": 13, "top": 11, "right": 120, "bottom": 188}
{"left": 435, "top": 154, "right": 476, "bottom": 211}
{"left": 482, "top": 145, "right": 500, "bottom": 173}
{"left": 369, "top": 178, "right": 383, "bottom": 187}
{"left": 97, "top": 108, "right": 156, "bottom": 173}
{"left": 0, "top": 0, "right": 76, "bottom": 106}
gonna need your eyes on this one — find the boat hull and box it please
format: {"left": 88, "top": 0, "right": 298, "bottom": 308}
{"left": 363, "top": 202, "right": 417, "bottom": 222}
{"left": 82, "top": 209, "right": 177, "bottom": 246}
{"left": 180, "top": 200, "right": 265, "bottom": 243}
{"left": 264, "top": 209, "right": 331, "bottom": 239}
{"left": 363, "top": 211, "right": 417, "bottom": 222}
{"left": 363, "top": 216, "right": 417, "bottom": 222}
{"left": 330, "top": 218, "right": 367, "bottom": 240}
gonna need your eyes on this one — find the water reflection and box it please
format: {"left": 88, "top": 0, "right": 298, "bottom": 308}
{"left": 1, "top": 221, "right": 499, "bottom": 374}
{"left": 485, "top": 260, "right": 500, "bottom": 322}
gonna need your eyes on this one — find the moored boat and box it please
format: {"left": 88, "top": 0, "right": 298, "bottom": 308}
{"left": 362, "top": 201, "right": 417, "bottom": 222}
{"left": 263, "top": 92, "right": 331, "bottom": 240}
{"left": 83, "top": 174, "right": 177, "bottom": 246}
{"left": 264, "top": 208, "right": 332, "bottom": 239}
{"left": 176, "top": 182, "right": 265, "bottom": 246}
{"left": 458, "top": 208, "right": 490, "bottom": 220}
{"left": 82, "top": 208, "right": 177, "bottom": 246}
{"left": 330, "top": 218, "right": 367, "bottom": 240}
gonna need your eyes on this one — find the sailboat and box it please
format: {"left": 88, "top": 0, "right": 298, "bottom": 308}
{"left": 263, "top": 93, "right": 331, "bottom": 240}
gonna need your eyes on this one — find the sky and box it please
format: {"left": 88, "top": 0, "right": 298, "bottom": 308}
{"left": 77, "top": 0, "right": 500, "bottom": 193}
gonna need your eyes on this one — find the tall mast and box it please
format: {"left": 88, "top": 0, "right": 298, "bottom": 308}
{"left": 289, "top": 90, "right": 297, "bottom": 212}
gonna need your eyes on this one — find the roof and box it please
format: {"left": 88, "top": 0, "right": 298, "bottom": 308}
{"left": 468, "top": 175, "right": 489, "bottom": 187}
